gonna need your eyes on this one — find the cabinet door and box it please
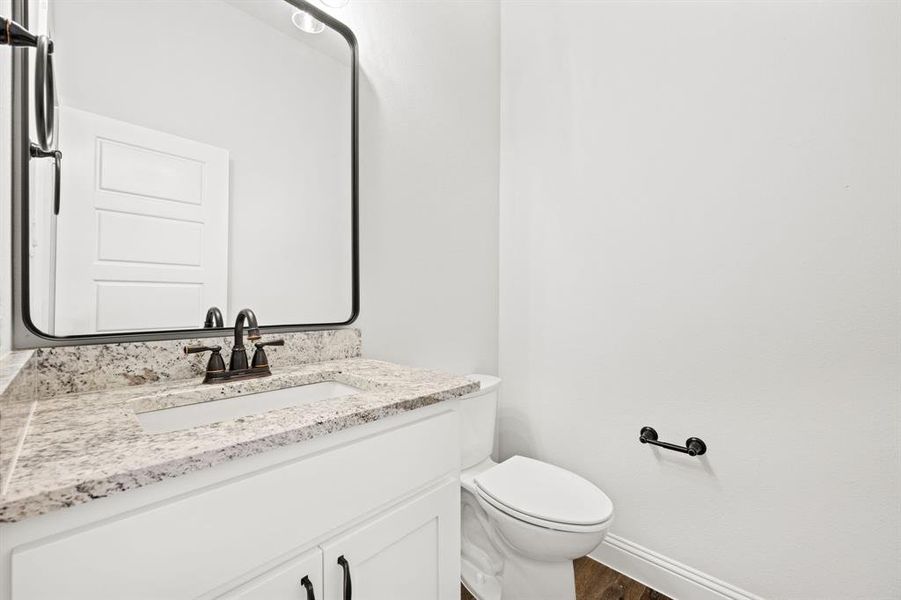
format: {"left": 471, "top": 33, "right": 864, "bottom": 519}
{"left": 321, "top": 480, "right": 460, "bottom": 600}
{"left": 223, "top": 548, "right": 322, "bottom": 600}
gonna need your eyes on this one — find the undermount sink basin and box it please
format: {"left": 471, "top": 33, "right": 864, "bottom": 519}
{"left": 135, "top": 381, "right": 362, "bottom": 434}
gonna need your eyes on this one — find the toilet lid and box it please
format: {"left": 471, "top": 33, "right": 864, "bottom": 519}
{"left": 474, "top": 456, "right": 613, "bottom": 528}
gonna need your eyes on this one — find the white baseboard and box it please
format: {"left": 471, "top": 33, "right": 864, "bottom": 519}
{"left": 589, "top": 534, "right": 766, "bottom": 600}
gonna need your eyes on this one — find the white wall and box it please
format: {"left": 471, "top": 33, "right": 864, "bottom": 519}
{"left": 499, "top": 2, "right": 900, "bottom": 599}
{"left": 322, "top": 1, "right": 500, "bottom": 375}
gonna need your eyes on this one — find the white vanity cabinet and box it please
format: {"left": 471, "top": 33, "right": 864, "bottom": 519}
{"left": 0, "top": 406, "right": 461, "bottom": 600}
{"left": 223, "top": 481, "right": 459, "bottom": 600}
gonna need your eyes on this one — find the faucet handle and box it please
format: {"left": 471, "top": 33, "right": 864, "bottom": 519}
{"left": 251, "top": 339, "right": 284, "bottom": 369}
{"left": 254, "top": 339, "right": 285, "bottom": 349}
{"left": 184, "top": 344, "right": 222, "bottom": 355}
{"left": 184, "top": 345, "right": 226, "bottom": 373}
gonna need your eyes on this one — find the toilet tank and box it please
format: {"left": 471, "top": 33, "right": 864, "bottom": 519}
{"left": 459, "top": 374, "right": 502, "bottom": 470}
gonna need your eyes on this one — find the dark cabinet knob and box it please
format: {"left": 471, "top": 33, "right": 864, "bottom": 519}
{"left": 300, "top": 575, "right": 316, "bottom": 600}
{"left": 337, "top": 555, "right": 352, "bottom": 600}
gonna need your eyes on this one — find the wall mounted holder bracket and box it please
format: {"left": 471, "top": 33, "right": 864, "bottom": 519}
{"left": 639, "top": 426, "right": 707, "bottom": 457}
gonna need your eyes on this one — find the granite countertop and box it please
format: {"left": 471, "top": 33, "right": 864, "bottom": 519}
{"left": 0, "top": 358, "right": 477, "bottom": 523}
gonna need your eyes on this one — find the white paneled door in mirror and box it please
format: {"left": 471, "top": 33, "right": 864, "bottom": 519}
{"left": 23, "top": 0, "right": 356, "bottom": 339}
{"left": 51, "top": 108, "right": 229, "bottom": 335}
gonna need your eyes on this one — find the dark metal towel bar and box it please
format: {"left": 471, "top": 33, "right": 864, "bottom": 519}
{"left": 639, "top": 426, "right": 707, "bottom": 456}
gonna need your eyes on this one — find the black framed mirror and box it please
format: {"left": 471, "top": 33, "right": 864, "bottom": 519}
{"left": 11, "top": 0, "right": 359, "bottom": 348}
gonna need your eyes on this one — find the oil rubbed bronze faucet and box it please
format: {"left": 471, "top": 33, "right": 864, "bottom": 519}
{"left": 184, "top": 308, "right": 283, "bottom": 384}
{"left": 229, "top": 308, "right": 261, "bottom": 370}
{"left": 203, "top": 306, "right": 224, "bottom": 328}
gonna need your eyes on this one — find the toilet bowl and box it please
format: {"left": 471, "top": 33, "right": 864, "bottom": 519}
{"left": 458, "top": 376, "right": 614, "bottom": 600}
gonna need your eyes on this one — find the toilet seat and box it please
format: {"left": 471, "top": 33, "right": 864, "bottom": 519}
{"left": 474, "top": 456, "right": 613, "bottom": 533}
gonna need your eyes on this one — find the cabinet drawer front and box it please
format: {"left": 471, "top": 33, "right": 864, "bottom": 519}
{"left": 11, "top": 411, "right": 458, "bottom": 600}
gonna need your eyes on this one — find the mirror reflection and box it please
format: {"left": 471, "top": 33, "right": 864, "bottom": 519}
{"left": 27, "top": 0, "right": 354, "bottom": 336}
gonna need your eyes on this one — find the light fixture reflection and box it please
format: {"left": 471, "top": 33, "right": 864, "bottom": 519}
{"left": 291, "top": 9, "right": 325, "bottom": 34}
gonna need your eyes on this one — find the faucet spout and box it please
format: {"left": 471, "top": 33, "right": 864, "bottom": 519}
{"left": 234, "top": 308, "right": 260, "bottom": 345}
{"left": 229, "top": 308, "right": 260, "bottom": 370}
{"left": 203, "top": 306, "right": 224, "bottom": 328}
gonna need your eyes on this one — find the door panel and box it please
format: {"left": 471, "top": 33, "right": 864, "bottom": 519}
{"left": 97, "top": 139, "right": 205, "bottom": 204}
{"left": 321, "top": 480, "right": 460, "bottom": 600}
{"left": 96, "top": 211, "right": 203, "bottom": 265}
{"left": 95, "top": 282, "right": 203, "bottom": 331}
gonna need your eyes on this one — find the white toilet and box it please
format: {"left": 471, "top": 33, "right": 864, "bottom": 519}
{"left": 458, "top": 375, "right": 614, "bottom": 600}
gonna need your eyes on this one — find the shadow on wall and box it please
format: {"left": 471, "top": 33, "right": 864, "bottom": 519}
{"left": 646, "top": 447, "right": 718, "bottom": 480}
{"left": 496, "top": 402, "right": 536, "bottom": 460}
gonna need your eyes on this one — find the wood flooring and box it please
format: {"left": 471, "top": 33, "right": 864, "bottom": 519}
{"left": 460, "top": 557, "right": 673, "bottom": 600}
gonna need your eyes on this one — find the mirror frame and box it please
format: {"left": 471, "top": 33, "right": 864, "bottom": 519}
{"left": 10, "top": 0, "right": 360, "bottom": 348}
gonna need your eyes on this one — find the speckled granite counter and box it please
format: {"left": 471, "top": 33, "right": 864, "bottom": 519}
{"left": 0, "top": 329, "right": 478, "bottom": 523}
{"left": 0, "top": 350, "right": 35, "bottom": 502}
{"left": 0, "top": 329, "right": 362, "bottom": 503}
{"left": 0, "top": 357, "right": 477, "bottom": 523}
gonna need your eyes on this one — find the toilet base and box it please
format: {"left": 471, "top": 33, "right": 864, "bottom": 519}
{"left": 462, "top": 557, "right": 502, "bottom": 600}
{"left": 503, "top": 555, "right": 576, "bottom": 600}
{"left": 462, "top": 487, "right": 579, "bottom": 600}
{"left": 462, "top": 554, "right": 576, "bottom": 600}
